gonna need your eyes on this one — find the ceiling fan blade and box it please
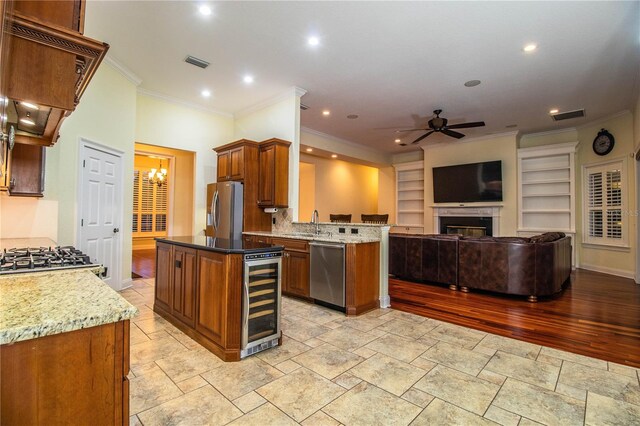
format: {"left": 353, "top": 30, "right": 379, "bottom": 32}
{"left": 396, "top": 128, "right": 429, "bottom": 133}
{"left": 411, "top": 130, "right": 435, "bottom": 144}
{"left": 446, "top": 121, "right": 486, "bottom": 129}
{"left": 441, "top": 129, "right": 465, "bottom": 139}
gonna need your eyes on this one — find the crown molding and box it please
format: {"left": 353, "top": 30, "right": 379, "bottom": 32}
{"left": 300, "top": 126, "right": 390, "bottom": 157}
{"left": 104, "top": 55, "right": 142, "bottom": 86}
{"left": 421, "top": 130, "right": 519, "bottom": 150}
{"left": 136, "top": 88, "right": 234, "bottom": 118}
{"left": 575, "top": 109, "right": 631, "bottom": 130}
{"left": 234, "top": 86, "right": 307, "bottom": 119}
{"left": 520, "top": 126, "right": 578, "bottom": 139}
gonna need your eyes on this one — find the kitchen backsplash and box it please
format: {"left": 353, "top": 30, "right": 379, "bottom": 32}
{"left": 272, "top": 208, "right": 388, "bottom": 240}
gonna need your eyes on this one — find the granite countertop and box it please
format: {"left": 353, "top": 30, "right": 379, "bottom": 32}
{"left": 244, "top": 231, "right": 380, "bottom": 244}
{"left": 292, "top": 222, "right": 394, "bottom": 228}
{"left": 0, "top": 269, "right": 138, "bottom": 345}
{"left": 155, "top": 236, "right": 284, "bottom": 254}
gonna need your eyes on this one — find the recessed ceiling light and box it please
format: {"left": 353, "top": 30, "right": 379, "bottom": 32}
{"left": 523, "top": 43, "right": 537, "bottom": 52}
{"left": 306, "top": 148, "right": 313, "bottom": 152}
{"left": 199, "top": 5, "right": 212, "bottom": 16}
{"left": 549, "top": 109, "right": 559, "bottom": 114}
{"left": 20, "top": 102, "right": 39, "bottom": 110}
{"left": 243, "top": 75, "right": 254, "bottom": 84}
{"left": 394, "top": 139, "right": 401, "bottom": 143}
{"left": 201, "top": 89, "right": 211, "bottom": 98}
{"left": 331, "top": 154, "right": 338, "bottom": 158}
{"left": 464, "top": 80, "right": 481, "bottom": 87}
{"left": 20, "top": 117, "right": 35, "bottom": 125}
{"left": 322, "top": 110, "right": 330, "bottom": 116}
{"left": 308, "top": 36, "right": 320, "bottom": 46}
{"left": 347, "top": 114, "right": 359, "bottom": 119}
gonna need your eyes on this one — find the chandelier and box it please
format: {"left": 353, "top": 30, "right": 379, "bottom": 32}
{"left": 148, "top": 159, "right": 167, "bottom": 187}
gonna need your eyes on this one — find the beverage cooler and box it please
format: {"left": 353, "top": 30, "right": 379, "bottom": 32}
{"left": 241, "top": 251, "right": 282, "bottom": 358}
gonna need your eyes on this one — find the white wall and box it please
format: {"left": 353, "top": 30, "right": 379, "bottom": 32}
{"left": 135, "top": 94, "right": 234, "bottom": 235}
{"left": 0, "top": 196, "right": 58, "bottom": 241}
{"left": 234, "top": 88, "right": 304, "bottom": 220}
{"left": 301, "top": 128, "right": 392, "bottom": 166}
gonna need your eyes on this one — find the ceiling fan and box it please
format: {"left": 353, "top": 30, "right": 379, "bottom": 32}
{"left": 396, "top": 109, "right": 485, "bottom": 146}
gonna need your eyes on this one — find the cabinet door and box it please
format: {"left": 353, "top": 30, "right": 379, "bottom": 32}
{"left": 258, "top": 144, "right": 275, "bottom": 206}
{"left": 7, "top": 143, "right": 45, "bottom": 197}
{"left": 286, "top": 251, "right": 310, "bottom": 297}
{"left": 172, "top": 246, "right": 197, "bottom": 327}
{"left": 155, "top": 243, "right": 172, "bottom": 311}
{"left": 14, "top": 0, "right": 84, "bottom": 32}
{"left": 217, "top": 151, "right": 230, "bottom": 181}
{"left": 281, "top": 254, "right": 290, "bottom": 294}
{"left": 229, "top": 147, "right": 244, "bottom": 181}
{"left": 195, "top": 250, "right": 228, "bottom": 345}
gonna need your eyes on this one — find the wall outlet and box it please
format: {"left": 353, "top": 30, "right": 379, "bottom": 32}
{"left": 351, "top": 228, "right": 359, "bottom": 234}
{"left": 272, "top": 218, "right": 276, "bottom": 225}
{"left": 339, "top": 227, "right": 346, "bottom": 234}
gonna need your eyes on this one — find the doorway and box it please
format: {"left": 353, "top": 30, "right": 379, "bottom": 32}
{"left": 132, "top": 143, "right": 195, "bottom": 279}
{"left": 78, "top": 140, "right": 124, "bottom": 290}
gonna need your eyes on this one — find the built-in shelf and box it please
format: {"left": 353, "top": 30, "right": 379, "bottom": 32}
{"left": 518, "top": 142, "right": 578, "bottom": 243}
{"left": 394, "top": 160, "right": 425, "bottom": 234}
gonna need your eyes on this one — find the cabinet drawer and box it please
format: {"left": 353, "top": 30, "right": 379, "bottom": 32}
{"left": 391, "top": 226, "right": 423, "bottom": 235}
{"left": 271, "top": 238, "right": 309, "bottom": 252}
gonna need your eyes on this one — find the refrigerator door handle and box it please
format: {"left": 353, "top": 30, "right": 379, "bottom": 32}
{"left": 213, "top": 190, "right": 220, "bottom": 229}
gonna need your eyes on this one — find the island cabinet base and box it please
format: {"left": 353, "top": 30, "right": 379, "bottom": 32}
{"left": 0, "top": 320, "right": 130, "bottom": 425}
{"left": 345, "top": 242, "right": 381, "bottom": 316}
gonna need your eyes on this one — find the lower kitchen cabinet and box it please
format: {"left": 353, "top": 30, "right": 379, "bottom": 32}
{"left": 172, "top": 245, "right": 197, "bottom": 327}
{"left": 0, "top": 320, "right": 130, "bottom": 425}
{"left": 284, "top": 250, "right": 310, "bottom": 298}
{"left": 153, "top": 241, "right": 244, "bottom": 361}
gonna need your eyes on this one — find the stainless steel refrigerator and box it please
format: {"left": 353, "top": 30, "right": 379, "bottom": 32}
{"left": 206, "top": 182, "right": 244, "bottom": 240}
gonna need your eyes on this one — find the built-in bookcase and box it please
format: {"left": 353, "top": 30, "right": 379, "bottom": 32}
{"left": 393, "top": 161, "right": 425, "bottom": 234}
{"left": 518, "top": 142, "right": 577, "bottom": 263}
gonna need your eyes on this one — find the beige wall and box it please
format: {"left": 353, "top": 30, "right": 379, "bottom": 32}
{"left": 135, "top": 94, "right": 234, "bottom": 236}
{"left": 234, "top": 91, "right": 302, "bottom": 220}
{"left": 0, "top": 195, "right": 58, "bottom": 241}
{"left": 134, "top": 143, "right": 195, "bottom": 238}
{"left": 422, "top": 133, "right": 519, "bottom": 235}
{"left": 520, "top": 111, "right": 637, "bottom": 277}
{"left": 378, "top": 166, "right": 396, "bottom": 224}
{"left": 298, "top": 162, "right": 316, "bottom": 222}
{"left": 635, "top": 89, "right": 640, "bottom": 151}
{"left": 299, "top": 154, "right": 380, "bottom": 223}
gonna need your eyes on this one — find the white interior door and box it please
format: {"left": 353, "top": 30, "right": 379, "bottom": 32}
{"left": 79, "top": 144, "right": 123, "bottom": 289}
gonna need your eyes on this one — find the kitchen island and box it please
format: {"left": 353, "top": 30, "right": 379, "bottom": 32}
{"left": 154, "top": 236, "right": 284, "bottom": 361}
{"left": 0, "top": 268, "right": 137, "bottom": 425}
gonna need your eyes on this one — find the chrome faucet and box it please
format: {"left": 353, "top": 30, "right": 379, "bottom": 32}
{"left": 311, "top": 209, "right": 320, "bottom": 235}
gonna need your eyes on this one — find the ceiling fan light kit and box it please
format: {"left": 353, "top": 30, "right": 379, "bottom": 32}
{"left": 396, "top": 109, "right": 486, "bottom": 145}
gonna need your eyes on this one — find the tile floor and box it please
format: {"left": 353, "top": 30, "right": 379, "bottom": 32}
{"left": 121, "top": 279, "right": 640, "bottom": 426}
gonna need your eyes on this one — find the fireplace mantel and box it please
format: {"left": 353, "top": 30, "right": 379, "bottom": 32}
{"left": 433, "top": 205, "right": 502, "bottom": 236}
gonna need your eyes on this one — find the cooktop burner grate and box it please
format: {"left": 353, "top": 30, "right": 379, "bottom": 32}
{"left": 0, "top": 246, "right": 96, "bottom": 274}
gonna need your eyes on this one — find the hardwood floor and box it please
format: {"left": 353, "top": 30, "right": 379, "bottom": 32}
{"left": 132, "top": 248, "right": 156, "bottom": 279}
{"left": 390, "top": 268, "right": 640, "bottom": 367}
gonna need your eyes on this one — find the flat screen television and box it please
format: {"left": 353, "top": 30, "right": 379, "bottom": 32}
{"left": 433, "top": 160, "right": 503, "bottom": 203}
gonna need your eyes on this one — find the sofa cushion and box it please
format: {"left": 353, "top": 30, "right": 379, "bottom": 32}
{"left": 492, "top": 237, "right": 532, "bottom": 244}
{"left": 530, "top": 232, "right": 566, "bottom": 243}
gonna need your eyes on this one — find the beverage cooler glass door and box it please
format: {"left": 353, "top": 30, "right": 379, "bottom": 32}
{"left": 242, "top": 256, "right": 282, "bottom": 351}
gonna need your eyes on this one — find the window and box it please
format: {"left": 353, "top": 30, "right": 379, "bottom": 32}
{"left": 132, "top": 167, "right": 168, "bottom": 237}
{"left": 583, "top": 159, "right": 627, "bottom": 247}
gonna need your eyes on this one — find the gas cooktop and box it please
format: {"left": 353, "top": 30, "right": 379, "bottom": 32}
{"left": 0, "top": 246, "right": 100, "bottom": 275}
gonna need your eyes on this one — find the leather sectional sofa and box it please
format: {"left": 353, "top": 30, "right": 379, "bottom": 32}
{"left": 389, "top": 232, "right": 572, "bottom": 302}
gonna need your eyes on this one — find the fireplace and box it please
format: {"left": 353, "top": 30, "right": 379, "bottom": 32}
{"left": 439, "top": 216, "right": 493, "bottom": 236}
{"left": 433, "top": 205, "right": 501, "bottom": 236}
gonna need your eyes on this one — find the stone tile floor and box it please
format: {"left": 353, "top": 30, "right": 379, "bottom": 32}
{"left": 122, "top": 279, "right": 640, "bottom": 425}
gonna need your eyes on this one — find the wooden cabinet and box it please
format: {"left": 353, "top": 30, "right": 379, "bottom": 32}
{"left": 216, "top": 150, "right": 230, "bottom": 181}
{"left": 172, "top": 246, "right": 197, "bottom": 327}
{"left": 216, "top": 145, "right": 245, "bottom": 181}
{"left": 155, "top": 242, "right": 172, "bottom": 312}
{"left": 272, "top": 237, "right": 310, "bottom": 299}
{"left": 5, "top": 142, "right": 45, "bottom": 196}
{"left": 0, "top": 0, "right": 108, "bottom": 147}
{"left": 1, "top": 320, "right": 130, "bottom": 425}
{"left": 258, "top": 138, "right": 290, "bottom": 208}
{"left": 154, "top": 241, "right": 244, "bottom": 361}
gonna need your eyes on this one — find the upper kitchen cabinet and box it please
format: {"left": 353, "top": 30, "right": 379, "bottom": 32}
{"left": 258, "top": 138, "right": 290, "bottom": 208}
{"left": 1, "top": 0, "right": 109, "bottom": 147}
{"left": 214, "top": 139, "right": 257, "bottom": 182}
{"left": 5, "top": 142, "right": 45, "bottom": 197}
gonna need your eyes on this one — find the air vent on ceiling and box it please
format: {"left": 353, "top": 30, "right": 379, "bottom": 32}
{"left": 551, "top": 109, "right": 585, "bottom": 121}
{"left": 184, "top": 55, "right": 210, "bottom": 69}
{"left": 300, "top": 103, "right": 309, "bottom": 111}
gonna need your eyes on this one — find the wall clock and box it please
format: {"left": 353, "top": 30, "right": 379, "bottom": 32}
{"left": 592, "top": 128, "right": 614, "bottom": 156}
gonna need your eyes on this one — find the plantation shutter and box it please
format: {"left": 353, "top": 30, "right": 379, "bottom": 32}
{"left": 132, "top": 166, "right": 168, "bottom": 237}
{"left": 584, "top": 160, "right": 626, "bottom": 246}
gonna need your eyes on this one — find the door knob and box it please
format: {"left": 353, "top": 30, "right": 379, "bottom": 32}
{"left": 113, "top": 228, "right": 120, "bottom": 234}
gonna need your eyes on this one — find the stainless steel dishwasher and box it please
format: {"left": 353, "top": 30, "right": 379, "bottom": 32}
{"left": 310, "top": 241, "right": 346, "bottom": 308}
